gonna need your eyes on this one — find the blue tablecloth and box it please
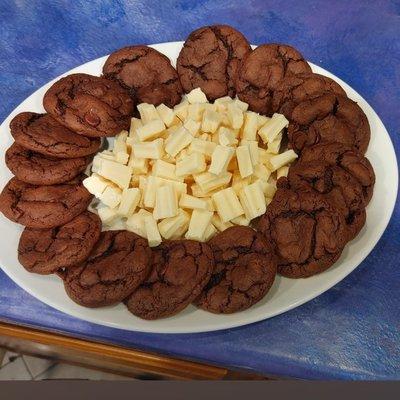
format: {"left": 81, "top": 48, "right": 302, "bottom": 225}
{"left": 0, "top": 0, "right": 399, "bottom": 380}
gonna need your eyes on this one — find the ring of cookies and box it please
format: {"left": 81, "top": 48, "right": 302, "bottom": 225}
{"left": 0, "top": 25, "right": 375, "bottom": 320}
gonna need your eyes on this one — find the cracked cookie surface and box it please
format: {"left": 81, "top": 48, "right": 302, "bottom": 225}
{"left": 177, "top": 25, "right": 251, "bottom": 101}
{"left": 18, "top": 211, "right": 101, "bottom": 275}
{"left": 10, "top": 112, "right": 100, "bottom": 158}
{"left": 125, "top": 240, "right": 214, "bottom": 320}
{"left": 258, "top": 188, "right": 349, "bottom": 278}
{"left": 236, "top": 44, "right": 311, "bottom": 116}
{"left": 0, "top": 177, "right": 92, "bottom": 228}
{"left": 194, "top": 226, "right": 277, "bottom": 314}
{"left": 6, "top": 143, "right": 91, "bottom": 185}
{"left": 287, "top": 93, "right": 370, "bottom": 154}
{"left": 103, "top": 46, "right": 183, "bottom": 107}
{"left": 43, "top": 73, "right": 134, "bottom": 137}
{"left": 61, "top": 230, "right": 152, "bottom": 308}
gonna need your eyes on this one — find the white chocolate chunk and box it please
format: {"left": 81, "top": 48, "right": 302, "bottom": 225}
{"left": 115, "top": 152, "right": 129, "bottom": 164}
{"left": 183, "top": 118, "right": 201, "bottom": 137}
{"left": 203, "top": 223, "right": 217, "bottom": 241}
{"left": 255, "top": 178, "right": 276, "bottom": 198}
{"left": 218, "top": 127, "right": 238, "bottom": 146}
{"left": 231, "top": 215, "right": 251, "bottom": 226}
{"left": 99, "top": 186, "right": 122, "bottom": 208}
{"left": 129, "top": 117, "right": 143, "bottom": 138}
{"left": 165, "top": 126, "right": 193, "bottom": 157}
{"left": 211, "top": 214, "right": 233, "bottom": 231}
{"left": 126, "top": 209, "right": 151, "bottom": 237}
{"left": 258, "top": 113, "right": 288, "bottom": 144}
{"left": 137, "top": 103, "right": 159, "bottom": 124}
{"left": 257, "top": 114, "right": 270, "bottom": 129}
{"left": 186, "top": 87, "right": 208, "bottom": 104}
{"left": 118, "top": 188, "right": 141, "bottom": 216}
{"left": 103, "top": 218, "right": 127, "bottom": 232}
{"left": 185, "top": 209, "right": 213, "bottom": 241}
{"left": 240, "top": 140, "right": 259, "bottom": 166}
{"left": 189, "top": 138, "right": 217, "bottom": 158}
{"left": 269, "top": 149, "right": 298, "bottom": 171}
{"left": 144, "top": 214, "right": 162, "bottom": 247}
{"left": 174, "top": 100, "right": 189, "bottom": 121}
{"left": 187, "top": 103, "right": 204, "bottom": 122}
{"left": 97, "top": 206, "right": 118, "bottom": 224}
{"left": 194, "top": 172, "right": 232, "bottom": 193}
{"left": 242, "top": 111, "right": 259, "bottom": 140}
{"left": 179, "top": 193, "right": 208, "bottom": 210}
{"left": 83, "top": 174, "right": 110, "bottom": 196}
{"left": 133, "top": 138, "right": 164, "bottom": 159}
{"left": 97, "top": 159, "right": 132, "bottom": 189}
{"left": 212, "top": 187, "right": 244, "bottom": 222}
{"left": 238, "top": 182, "right": 266, "bottom": 220}
{"left": 176, "top": 152, "right": 206, "bottom": 176}
{"left": 277, "top": 165, "right": 289, "bottom": 179}
{"left": 205, "top": 197, "right": 215, "bottom": 212}
{"left": 266, "top": 131, "right": 282, "bottom": 154}
{"left": 158, "top": 209, "right": 190, "bottom": 239}
{"left": 252, "top": 163, "right": 272, "bottom": 182}
{"left": 153, "top": 184, "right": 178, "bottom": 220}
{"left": 258, "top": 147, "right": 273, "bottom": 164}
{"left": 231, "top": 172, "right": 251, "bottom": 194}
{"left": 233, "top": 98, "right": 249, "bottom": 112}
{"left": 236, "top": 145, "right": 253, "bottom": 178}
{"left": 143, "top": 175, "right": 159, "bottom": 208}
{"left": 129, "top": 156, "right": 148, "bottom": 174}
{"left": 156, "top": 103, "right": 178, "bottom": 127}
{"left": 209, "top": 145, "right": 235, "bottom": 175}
{"left": 136, "top": 119, "right": 165, "bottom": 141}
{"left": 113, "top": 131, "right": 128, "bottom": 155}
{"left": 202, "top": 109, "right": 221, "bottom": 133}
{"left": 227, "top": 103, "right": 244, "bottom": 129}
{"left": 152, "top": 159, "right": 182, "bottom": 181}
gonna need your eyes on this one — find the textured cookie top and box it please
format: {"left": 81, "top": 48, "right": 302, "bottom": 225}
{"left": 43, "top": 73, "right": 134, "bottom": 137}
{"left": 177, "top": 25, "right": 251, "bottom": 101}
{"left": 103, "top": 46, "right": 183, "bottom": 108}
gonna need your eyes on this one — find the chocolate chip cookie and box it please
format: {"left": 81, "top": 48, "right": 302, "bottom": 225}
{"left": 60, "top": 231, "right": 152, "bottom": 308}
{"left": 10, "top": 112, "right": 100, "bottom": 158}
{"left": 103, "top": 46, "right": 183, "bottom": 107}
{"left": 18, "top": 211, "right": 101, "bottom": 275}
{"left": 177, "top": 25, "right": 251, "bottom": 101}
{"left": 125, "top": 240, "right": 214, "bottom": 320}
{"left": 0, "top": 177, "right": 92, "bottom": 228}
{"left": 194, "top": 226, "right": 277, "bottom": 314}
{"left": 300, "top": 142, "right": 375, "bottom": 204}
{"left": 258, "top": 188, "right": 349, "bottom": 278}
{"left": 287, "top": 93, "right": 370, "bottom": 154}
{"left": 43, "top": 73, "right": 134, "bottom": 137}
{"left": 272, "top": 72, "right": 346, "bottom": 116}
{"left": 236, "top": 44, "right": 311, "bottom": 116}
{"left": 6, "top": 143, "right": 90, "bottom": 185}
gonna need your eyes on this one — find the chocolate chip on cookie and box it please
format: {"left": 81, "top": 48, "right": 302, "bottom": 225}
{"left": 43, "top": 73, "right": 134, "bottom": 137}
{"left": 18, "top": 211, "right": 101, "bottom": 275}
{"left": 125, "top": 240, "right": 214, "bottom": 320}
{"left": 177, "top": 25, "right": 251, "bottom": 101}
{"left": 60, "top": 230, "right": 152, "bottom": 308}
{"left": 103, "top": 46, "right": 183, "bottom": 107}
{"left": 0, "top": 177, "right": 92, "bottom": 228}
{"left": 10, "top": 112, "right": 101, "bottom": 158}
{"left": 258, "top": 188, "right": 349, "bottom": 278}
{"left": 6, "top": 143, "right": 91, "bottom": 185}
{"left": 194, "top": 226, "right": 277, "bottom": 314}
{"left": 236, "top": 44, "right": 311, "bottom": 116}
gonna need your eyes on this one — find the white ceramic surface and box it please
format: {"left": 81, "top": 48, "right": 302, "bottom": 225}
{"left": 0, "top": 42, "right": 397, "bottom": 333}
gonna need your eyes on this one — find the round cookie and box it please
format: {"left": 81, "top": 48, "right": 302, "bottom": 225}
{"left": 5, "top": 143, "right": 90, "bottom": 185}
{"left": 18, "top": 211, "right": 101, "bottom": 275}
{"left": 60, "top": 231, "right": 152, "bottom": 308}
{"left": 10, "top": 112, "right": 101, "bottom": 158}
{"left": 300, "top": 142, "right": 375, "bottom": 204}
{"left": 236, "top": 44, "right": 311, "bottom": 116}
{"left": 287, "top": 93, "right": 370, "bottom": 154}
{"left": 257, "top": 188, "right": 349, "bottom": 278}
{"left": 284, "top": 161, "right": 367, "bottom": 239}
{"left": 103, "top": 46, "right": 183, "bottom": 107}
{"left": 176, "top": 25, "right": 251, "bottom": 101}
{"left": 0, "top": 177, "right": 92, "bottom": 229}
{"left": 272, "top": 72, "right": 346, "bottom": 116}
{"left": 194, "top": 226, "right": 277, "bottom": 314}
{"left": 125, "top": 240, "right": 214, "bottom": 320}
{"left": 43, "top": 73, "right": 134, "bottom": 137}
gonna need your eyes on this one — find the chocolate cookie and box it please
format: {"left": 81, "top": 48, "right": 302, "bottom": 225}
{"left": 257, "top": 188, "right": 349, "bottom": 278}
{"left": 0, "top": 177, "right": 92, "bottom": 228}
{"left": 103, "top": 46, "right": 183, "bottom": 107}
{"left": 194, "top": 226, "right": 277, "bottom": 314}
{"left": 18, "top": 211, "right": 101, "bottom": 275}
{"left": 287, "top": 93, "right": 370, "bottom": 154}
{"left": 176, "top": 25, "right": 251, "bottom": 101}
{"left": 236, "top": 44, "right": 311, "bottom": 116}
{"left": 125, "top": 240, "right": 214, "bottom": 320}
{"left": 10, "top": 112, "right": 100, "bottom": 158}
{"left": 284, "top": 161, "right": 367, "bottom": 239}
{"left": 60, "top": 231, "right": 152, "bottom": 308}
{"left": 43, "top": 73, "right": 134, "bottom": 137}
{"left": 5, "top": 143, "right": 90, "bottom": 185}
{"left": 272, "top": 72, "right": 346, "bottom": 116}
